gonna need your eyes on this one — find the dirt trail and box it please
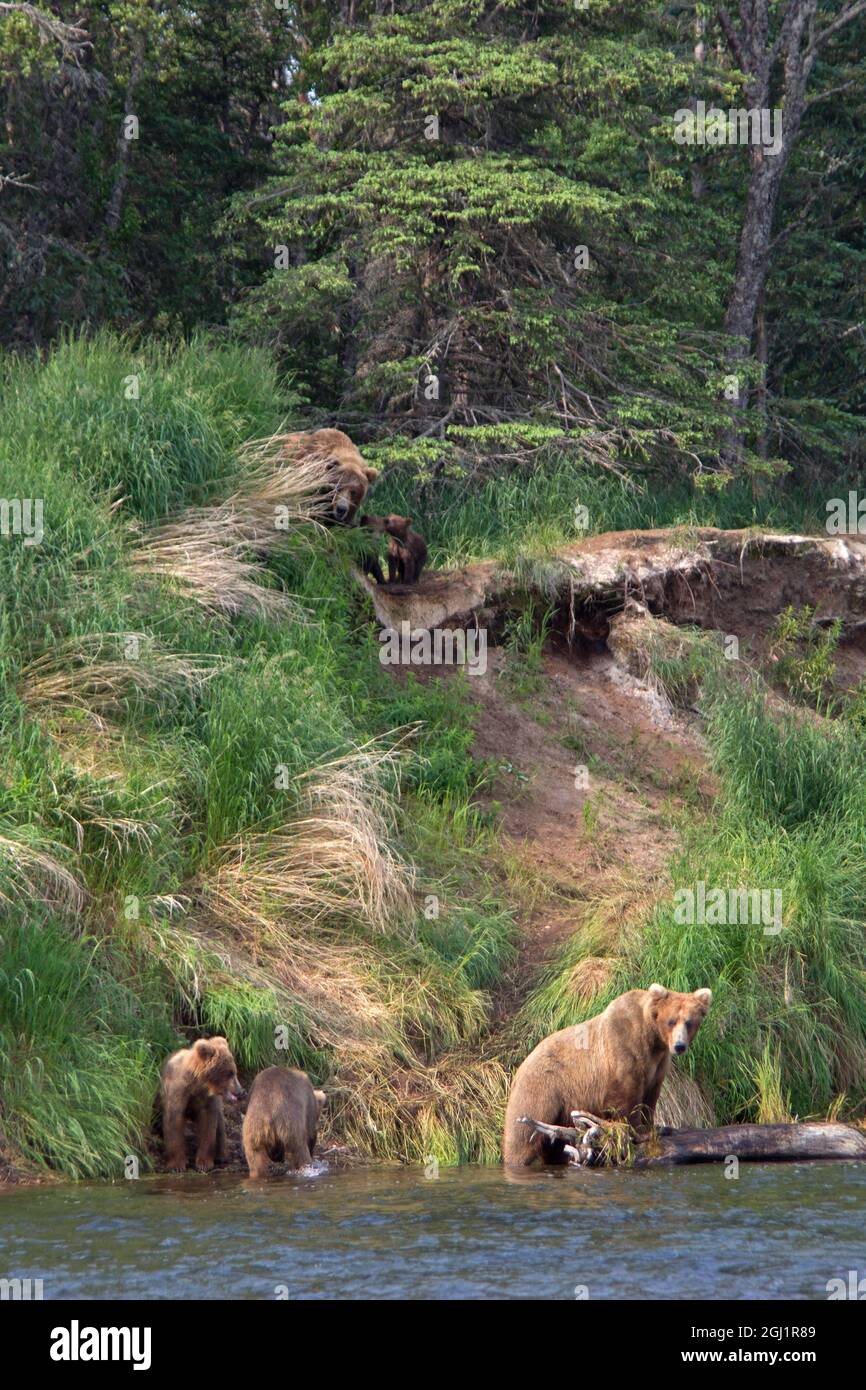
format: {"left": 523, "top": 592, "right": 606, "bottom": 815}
{"left": 466, "top": 645, "right": 712, "bottom": 985}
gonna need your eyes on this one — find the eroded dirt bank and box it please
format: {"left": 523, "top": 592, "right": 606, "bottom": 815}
{"left": 359, "top": 527, "right": 866, "bottom": 644}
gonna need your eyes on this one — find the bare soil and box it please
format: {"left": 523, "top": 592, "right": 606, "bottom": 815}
{"left": 466, "top": 645, "right": 712, "bottom": 985}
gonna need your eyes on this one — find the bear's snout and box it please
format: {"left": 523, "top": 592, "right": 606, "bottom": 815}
{"left": 670, "top": 1022, "right": 691, "bottom": 1055}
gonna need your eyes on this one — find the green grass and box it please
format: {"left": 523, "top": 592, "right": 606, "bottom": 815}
{"left": 519, "top": 679, "right": 866, "bottom": 1123}
{"left": 2, "top": 331, "right": 864, "bottom": 1177}
{"left": 0, "top": 333, "right": 518, "bottom": 1176}
{"left": 0, "top": 912, "right": 175, "bottom": 1179}
{"left": 369, "top": 460, "right": 830, "bottom": 569}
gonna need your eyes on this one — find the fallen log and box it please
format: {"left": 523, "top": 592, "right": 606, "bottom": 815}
{"left": 518, "top": 1116, "right": 866, "bottom": 1166}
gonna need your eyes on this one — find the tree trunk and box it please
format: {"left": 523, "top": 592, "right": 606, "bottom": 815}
{"left": 517, "top": 1117, "right": 866, "bottom": 1167}
{"left": 103, "top": 29, "right": 146, "bottom": 238}
{"left": 716, "top": 0, "right": 822, "bottom": 467}
{"left": 637, "top": 1122, "right": 866, "bottom": 1166}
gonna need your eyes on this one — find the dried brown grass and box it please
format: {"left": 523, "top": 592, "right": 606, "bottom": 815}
{"left": 203, "top": 742, "right": 415, "bottom": 936}
{"left": 0, "top": 826, "right": 84, "bottom": 914}
{"left": 131, "top": 528, "right": 303, "bottom": 620}
{"left": 19, "top": 634, "right": 221, "bottom": 723}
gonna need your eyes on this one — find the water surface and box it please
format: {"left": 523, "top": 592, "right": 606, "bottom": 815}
{"left": 3, "top": 1162, "right": 864, "bottom": 1299}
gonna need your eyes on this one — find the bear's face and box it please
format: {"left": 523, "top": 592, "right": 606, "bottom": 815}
{"left": 383, "top": 514, "right": 412, "bottom": 540}
{"left": 330, "top": 465, "right": 379, "bottom": 523}
{"left": 278, "top": 429, "right": 379, "bottom": 524}
{"left": 647, "top": 984, "right": 712, "bottom": 1057}
{"left": 191, "top": 1037, "right": 243, "bottom": 1101}
{"left": 313, "top": 1088, "right": 327, "bottom": 1120}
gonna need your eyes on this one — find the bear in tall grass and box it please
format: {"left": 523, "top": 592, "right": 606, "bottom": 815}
{"left": 242, "top": 1067, "right": 327, "bottom": 1178}
{"left": 503, "top": 984, "right": 712, "bottom": 1166}
{"left": 278, "top": 428, "right": 378, "bottom": 525}
{"left": 161, "top": 1037, "right": 243, "bottom": 1172}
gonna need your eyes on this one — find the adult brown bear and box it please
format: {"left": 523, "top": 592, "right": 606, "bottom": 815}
{"left": 277, "top": 428, "right": 378, "bottom": 525}
{"left": 503, "top": 984, "right": 712, "bottom": 1166}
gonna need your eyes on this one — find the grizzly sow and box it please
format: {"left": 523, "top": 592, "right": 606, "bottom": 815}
{"left": 503, "top": 984, "right": 712, "bottom": 1166}
{"left": 277, "top": 428, "right": 379, "bottom": 525}
{"left": 243, "top": 1067, "right": 327, "bottom": 1178}
{"left": 161, "top": 1036, "right": 243, "bottom": 1172}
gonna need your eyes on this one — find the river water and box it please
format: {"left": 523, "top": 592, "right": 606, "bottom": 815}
{"left": 3, "top": 1161, "right": 864, "bottom": 1300}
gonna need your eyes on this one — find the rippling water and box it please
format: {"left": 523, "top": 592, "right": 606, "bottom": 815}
{"left": 3, "top": 1161, "right": 864, "bottom": 1300}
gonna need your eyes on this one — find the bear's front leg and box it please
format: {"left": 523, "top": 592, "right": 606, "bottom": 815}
{"left": 195, "top": 1099, "right": 220, "bottom": 1172}
{"left": 215, "top": 1104, "right": 228, "bottom": 1165}
{"left": 401, "top": 553, "right": 417, "bottom": 584}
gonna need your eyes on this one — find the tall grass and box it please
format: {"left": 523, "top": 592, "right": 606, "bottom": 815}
{"left": 3, "top": 331, "right": 862, "bottom": 1178}
{"left": 370, "top": 459, "right": 830, "bottom": 568}
{"left": 0, "top": 912, "right": 175, "bottom": 1179}
{"left": 520, "top": 678, "right": 866, "bottom": 1124}
{"left": 0, "top": 334, "right": 515, "bottom": 1175}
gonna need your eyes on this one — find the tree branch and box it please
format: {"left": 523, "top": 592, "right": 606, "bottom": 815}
{"left": 716, "top": 6, "right": 746, "bottom": 70}
{"left": 0, "top": 3, "right": 90, "bottom": 61}
{"left": 811, "top": 0, "right": 866, "bottom": 52}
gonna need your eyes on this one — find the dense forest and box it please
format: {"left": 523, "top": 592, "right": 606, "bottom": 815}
{"left": 1, "top": 2, "right": 866, "bottom": 1183}
{"left": 2, "top": 1, "right": 864, "bottom": 482}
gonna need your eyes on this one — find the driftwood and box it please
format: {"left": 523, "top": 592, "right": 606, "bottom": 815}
{"left": 518, "top": 1115, "right": 866, "bottom": 1167}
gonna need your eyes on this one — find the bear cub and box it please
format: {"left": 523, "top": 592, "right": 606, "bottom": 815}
{"left": 242, "top": 1066, "right": 327, "bottom": 1178}
{"left": 161, "top": 1036, "right": 243, "bottom": 1172}
{"left": 360, "top": 514, "right": 428, "bottom": 585}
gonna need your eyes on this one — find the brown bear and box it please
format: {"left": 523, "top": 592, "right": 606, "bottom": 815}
{"left": 277, "top": 428, "right": 378, "bottom": 525}
{"left": 357, "top": 514, "right": 387, "bottom": 585}
{"left": 160, "top": 1036, "right": 243, "bottom": 1172}
{"left": 503, "top": 984, "right": 712, "bottom": 1166}
{"left": 242, "top": 1066, "right": 327, "bottom": 1178}
{"left": 360, "top": 513, "right": 427, "bottom": 585}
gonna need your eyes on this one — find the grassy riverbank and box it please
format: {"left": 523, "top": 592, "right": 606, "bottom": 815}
{"left": 1, "top": 333, "right": 863, "bottom": 1179}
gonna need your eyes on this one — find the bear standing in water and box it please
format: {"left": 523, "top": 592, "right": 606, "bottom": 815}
{"left": 161, "top": 1036, "right": 243, "bottom": 1172}
{"left": 243, "top": 1067, "right": 327, "bottom": 1177}
{"left": 503, "top": 984, "right": 712, "bottom": 1166}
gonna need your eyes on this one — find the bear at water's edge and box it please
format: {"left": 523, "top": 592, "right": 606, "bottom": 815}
{"left": 503, "top": 985, "right": 712, "bottom": 1166}
{"left": 243, "top": 1066, "right": 326, "bottom": 1178}
{"left": 161, "top": 1037, "right": 243, "bottom": 1172}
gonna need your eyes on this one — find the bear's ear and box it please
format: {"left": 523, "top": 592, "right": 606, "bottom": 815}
{"left": 364, "top": 467, "right": 379, "bottom": 483}
{"left": 648, "top": 983, "right": 668, "bottom": 999}
{"left": 405, "top": 516, "right": 412, "bottom": 526}
{"left": 194, "top": 1039, "right": 215, "bottom": 1059}
{"left": 693, "top": 987, "right": 713, "bottom": 1008}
